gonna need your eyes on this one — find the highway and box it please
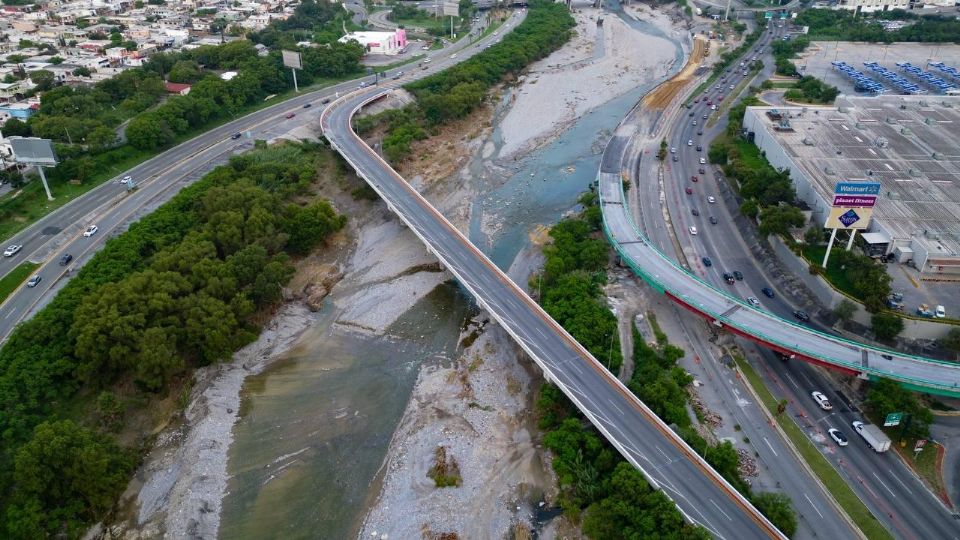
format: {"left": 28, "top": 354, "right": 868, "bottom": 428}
{"left": 0, "top": 15, "right": 492, "bottom": 343}
{"left": 628, "top": 22, "right": 960, "bottom": 539}
{"left": 319, "top": 15, "right": 784, "bottom": 540}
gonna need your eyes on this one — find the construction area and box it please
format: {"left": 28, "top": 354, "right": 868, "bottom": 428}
{"left": 643, "top": 37, "right": 707, "bottom": 109}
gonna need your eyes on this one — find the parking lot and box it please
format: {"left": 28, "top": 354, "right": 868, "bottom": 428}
{"left": 795, "top": 41, "right": 960, "bottom": 96}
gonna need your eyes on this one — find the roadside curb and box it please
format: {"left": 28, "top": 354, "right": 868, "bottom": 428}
{"left": 731, "top": 349, "right": 868, "bottom": 540}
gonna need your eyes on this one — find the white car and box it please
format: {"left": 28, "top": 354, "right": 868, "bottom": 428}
{"left": 811, "top": 391, "right": 833, "bottom": 411}
{"left": 689, "top": 226, "right": 698, "bottom": 235}
{"left": 3, "top": 244, "right": 22, "bottom": 257}
{"left": 935, "top": 305, "right": 946, "bottom": 318}
{"left": 747, "top": 296, "right": 760, "bottom": 307}
{"left": 707, "top": 196, "right": 716, "bottom": 204}
{"left": 699, "top": 157, "right": 707, "bottom": 164}
{"left": 83, "top": 225, "right": 99, "bottom": 237}
{"left": 828, "top": 428, "right": 848, "bottom": 447}
{"left": 687, "top": 139, "right": 693, "bottom": 146}
{"left": 121, "top": 175, "right": 132, "bottom": 184}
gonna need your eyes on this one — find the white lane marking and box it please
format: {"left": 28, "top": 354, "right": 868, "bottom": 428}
{"left": 890, "top": 470, "right": 914, "bottom": 495}
{"left": 656, "top": 446, "right": 671, "bottom": 461}
{"left": 785, "top": 373, "right": 800, "bottom": 389}
{"left": 804, "top": 493, "right": 825, "bottom": 519}
{"left": 3, "top": 309, "right": 13, "bottom": 319}
{"left": 872, "top": 472, "right": 896, "bottom": 498}
{"left": 607, "top": 399, "right": 625, "bottom": 415}
{"left": 763, "top": 437, "right": 779, "bottom": 457}
{"left": 710, "top": 499, "right": 733, "bottom": 521}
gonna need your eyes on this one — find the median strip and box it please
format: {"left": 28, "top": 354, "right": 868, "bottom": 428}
{"left": 0, "top": 261, "right": 39, "bottom": 305}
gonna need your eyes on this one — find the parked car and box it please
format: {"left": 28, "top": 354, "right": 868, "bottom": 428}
{"left": 935, "top": 305, "right": 946, "bottom": 318}
{"left": 761, "top": 287, "right": 775, "bottom": 298}
{"left": 83, "top": 225, "right": 98, "bottom": 237}
{"left": 3, "top": 244, "right": 22, "bottom": 257}
{"left": 26, "top": 275, "right": 41, "bottom": 288}
{"left": 811, "top": 391, "right": 833, "bottom": 411}
{"left": 828, "top": 428, "right": 848, "bottom": 447}
{"left": 59, "top": 253, "right": 73, "bottom": 266}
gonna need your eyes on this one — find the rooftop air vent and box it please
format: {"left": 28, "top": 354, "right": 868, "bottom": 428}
{"left": 901, "top": 127, "right": 911, "bottom": 135}
{"left": 925, "top": 117, "right": 936, "bottom": 125}
{"left": 802, "top": 137, "right": 815, "bottom": 146}
{"left": 932, "top": 151, "right": 941, "bottom": 159}
{"left": 875, "top": 137, "right": 888, "bottom": 147}
{"left": 887, "top": 117, "right": 897, "bottom": 124}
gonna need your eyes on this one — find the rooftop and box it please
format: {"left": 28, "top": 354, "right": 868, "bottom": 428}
{"left": 747, "top": 94, "right": 960, "bottom": 258}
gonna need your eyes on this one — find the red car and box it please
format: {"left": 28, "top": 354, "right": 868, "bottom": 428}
{"left": 285, "top": 113, "right": 296, "bottom": 119}
{"left": 691, "top": 175, "right": 699, "bottom": 182}
{"left": 685, "top": 187, "right": 693, "bottom": 194}
{"left": 717, "top": 96, "right": 724, "bottom": 102}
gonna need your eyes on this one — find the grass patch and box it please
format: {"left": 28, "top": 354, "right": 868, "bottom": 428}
{"left": 731, "top": 138, "right": 766, "bottom": 171}
{"left": 0, "top": 261, "right": 39, "bottom": 304}
{"left": 427, "top": 445, "right": 462, "bottom": 488}
{"left": 735, "top": 355, "right": 894, "bottom": 540}
{"left": 647, "top": 310, "right": 668, "bottom": 347}
{"left": 800, "top": 245, "right": 860, "bottom": 298}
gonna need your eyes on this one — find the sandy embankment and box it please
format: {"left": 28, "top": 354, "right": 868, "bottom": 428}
{"left": 497, "top": 6, "right": 678, "bottom": 159}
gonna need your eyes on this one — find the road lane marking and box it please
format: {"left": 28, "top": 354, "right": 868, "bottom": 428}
{"left": 890, "top": 470, "right": 913, "bottom": 495}
{"left": 784, "top": 373, "right": 799, "bottom": 389}
{"left": 803, "top": 493, "right": 825, "bottom": 519}
{"left": 710, "top": 499, "right": 733, "bottom": 521}
{"left": 607, "top": 399, "right": 625, "bottom": 415}
{"left": 762, "top": 437, "right": 778, "bottom": 457}
{"left": 872, "top": 472, "right": 896, "bottom": 498}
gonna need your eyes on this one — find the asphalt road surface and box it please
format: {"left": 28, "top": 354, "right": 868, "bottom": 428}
{"left": 319, "top": 15, "right": 785, "bottom": 540}
{"left": 654, "top": 26, "right": 960, "bottom": 540}
{"left": 0, "top": 16, "right": 495, "bottom": 343}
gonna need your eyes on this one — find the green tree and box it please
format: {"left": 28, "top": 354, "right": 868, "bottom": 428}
{"left": 865, "top": 378, "right": 933, "bottom": 438}
{"left": 168, "top": 60, "right": 202, "bottom": 83}
{"left": 871, "top": 312, "right": 904, "bottom": 341}
{"left": 73, "top": 66, "right": 93, "bottom": 77}
{"left": 940, "top": 328, "right": 960, "bottom": 360}
{"left": 758, "top": 204, "right": 804, "bottom": 237}
{"left": 29, "top": 70, "right": 56, "bottom": 92}
{"left": 48, "top": 56, "right": 64, "bottom": 65}
{"left": 833, "top": 299, "right": 857, "bottom": 324}
{"left": 752, "top": 492, "right": 798, "bottom": 538}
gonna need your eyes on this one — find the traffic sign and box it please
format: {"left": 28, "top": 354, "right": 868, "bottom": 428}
{"left": 884, "top": 412, "right": 903, "bottom": 427}
{"left": 914, "top": 439, "right": 927, "bottom": 452}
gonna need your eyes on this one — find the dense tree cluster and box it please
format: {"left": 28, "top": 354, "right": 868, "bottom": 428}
{"left": 784, "top": 76, "right": 840, "bottom": 105}
{"left": 796, "top": 8, "right": 960, "bottom": 43}
{"left": 771, "top": 37, "right": 809, "bottom": 78}
{"left": 249, "top": 0, "right": 359, "bottom": 47}
{"left": 0, "top": 142, "right": 345, "bottom": 537}
{"left": 865, "top": 378, "right": 933, "bottom": 439}
{"left": 827, "top": 249, "right": 893, "bottom": 313}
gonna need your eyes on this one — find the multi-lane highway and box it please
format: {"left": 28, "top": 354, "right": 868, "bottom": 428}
{"left": 624, "top": 22, "right": 960, "bottom": 539}
{"left": 0, "top": 17, "right": 497, "bottom": 343}
{"left": 319, "top": 17, "right": 785, "bottom": 540}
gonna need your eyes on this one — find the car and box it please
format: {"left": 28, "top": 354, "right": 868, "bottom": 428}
{"left": 733, "top": 270, "right": 743, "bottom": 280}
{"left": 321, "top": 97, "right": 331, "bottom": 104}
{"left": 285, "top": 112, "right": 296, "bottom": 119}
{"left": 358, "top": 81, "right": 368, "bottom": 89}
{"left": 450, "top": 53, "right": 457, "bottom": 58}
{"left": 689, "top": 226, "right": 698, "bottom": 235}
{"left": 59, "top": 253, "right": 73, "bottom": 266}
{"left": 699, "top": 157, "right": 707, "bottom": 165}
{"left": 722, "top": 272, "right": 735, "bottom": 284}
{"left": 83, "top": 225, "right": 98, "bottom": 237}
{"left": 761, "top": 287, "right": 775, "bottom": 298}
{"left": 687, "top": 103, "right": 693, "bottom": 109}
{"left": 711, "top": 104, "right": 717, "bottom": 110}
{"left": 687, "top": 139, "right": 693, "bottom": 146}
{"left": 729, "top": 84, "right": 735, "bottom": 89}
{"left": 685, "top": 187, "right": 693, "bottom": 194}
{"left": 302, "top": 103, "right": 312, "bottom": 108}
{"left": 715, "top": 84, "right": 720, "bottom": 90}
{"left": 692, "top": 120, "right": 697, "bottom": 126}
{"left": 672, "top": 155, "right": 678, "bottom": 162}
{"left": 828, "top": 428, "right": 848, "bottom": 447}
{"left": 702, "top": 256, "right": 713, "bottom": 267}
{"left": 121, "top": 175, "right": 132, "bottom": 184}
{"left": 670, "top": 147, "right": 677, "bottom": 153}
{"left": 707, "top": 196, "right": 716, "bottom": 204}
{"left": 793, "top": 309, "right": 810, "bottom": 322}
{"left": 694, "top": 98, "right": 700, "bottom": 103}
{"left": 709, "top": 216, "right": 718, "bottom": 225}
{"left": 689, "top": 111, "right": 695, "bottom": 117}
{"left": 231, "top": 133, "right": 242, "bottom": 140}
{"left": 697, "top": 130, "right": 703, "bottom": 136}
{"left": 811, "top": 391, "right": 833, "bottom": 411}
{"left": 702, "top": 114, "right": 708, "bottom": 119}
{"left": 696, "top": 145, "right": 703, "bottom": 151}
{"left": 691, "top": 175, "right": 699, "bottom": 182}
{"left": 698, "top": 167, "right": 706, "bottom": 174}
{"left": 423, "top": 58, "right": 431, "bottom": 63}
{"left": 747, "top": 296, "right": 760, "bottom": 307}
{"left": 935, "top": 305, "right": 946, "bottom": 318}
{"left": 393, "top": 71, "right": 404, "bottom": 79}
{"left": 691, "top": 208, "right": 700, "bottom": 216}
{"left": 26, "top": 275, "right": 41, "bottom": 288}
{"left": 3, "top": 244, "right": 22, "bottom": 257}
{"left": 718, "top": 96, "right": 724, "bottom": 102}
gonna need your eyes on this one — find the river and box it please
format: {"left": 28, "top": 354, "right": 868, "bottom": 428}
{"left": 217, "top": 7, "right": 685, "bottom": 538}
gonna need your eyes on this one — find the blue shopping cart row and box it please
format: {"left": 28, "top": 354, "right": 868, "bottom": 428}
{"left": 927, "top": 62, "right": 960, "bottom": 84}
{"left": 895, "top": 62, "right": 957, "bottom": 94}
{"left": 863, "top": 62, "right": 925, "bottom": 94}
{"left": 831, "top": 61, "right": 887, "bottom": 94}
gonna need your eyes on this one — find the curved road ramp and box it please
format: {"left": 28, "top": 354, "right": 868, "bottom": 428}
{"left": 596, "top": 146, "right": 960, "bottom": 398}
{"left": 321, "top": 88, "right": 787, "bottom": 538}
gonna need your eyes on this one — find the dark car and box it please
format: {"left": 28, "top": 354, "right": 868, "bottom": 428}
{"left": 696, "top": 145, "right": 702, "bottom": 151}
{"left": 672, "top": 155, "right": 679, "bottom": 162}
{"left": 691, "top": 175, "right": 699, "bottom": 182}
{"left": 697, "top": 130, "right": 703, "bottom": 136}
{"left": 733, "top": 270, "right": 743, "bottom": 281}
{"left": 692, "top": 208, "right": 700, "bottom": 216}
{"left": 303, "top": 103, "right": 312, "bottom": 108}
{"left": 722, "top": 272, "right": 735, "bottom": 284}
{"left": 59, "top": 253, "right": 73, "bottom": 266}
{"left": 321, "top": 97, "right": 331, "bottom": 104}
{"left": 689, "top": 111, "right": 695, "bottom": 117}
{"left": 231, "top": 133, "right": 242, "bottom": 140}
{"left": 793, "top": 310, "right": 810, "bottom": 322}
{"left": 709, "top": 216, "right": 718, "bottom": 225}
{"left": 285, "top": 112, "right": 296, "bottom": 119}
{"left": 702, "top": 256, "right": 713, "bottom": 267}
{"left": 699, "top": 167, "right": 706, "bottom": 174}
{"left": 761, "top": 287, "right": 775, "bottom": 298}
{"left": 685, "top": 187, "right": 693, "bottom": 194}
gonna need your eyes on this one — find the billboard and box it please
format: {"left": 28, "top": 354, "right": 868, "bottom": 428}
{"left": 282, "top": 50, "right": 302, "bottom": 70}
{"left": 442, "top": 0, "right": 459, "bottom": 16}
{"left": 825, "top": 206, "right": 874, "bottom": 230}
{"left": 832, "top": 195, "right": 877, "bottom": 207}
{"left": 10, "top": 137, "right": 57, "bottom": 166}
{"left": 834, "top": 181, "right": 881, "bottom": 196}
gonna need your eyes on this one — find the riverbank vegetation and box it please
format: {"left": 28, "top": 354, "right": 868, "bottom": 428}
{"left": 353, "top": 0, "right": 575, "bottom": 163}
{"left": 0, "top": 0, "right": 363, "bottom": 243}
{"left": 0, "top": 141, "right": 346, "bottom": 538}
{"left": 535, "top": 194, "right": 797, "bottom": 538}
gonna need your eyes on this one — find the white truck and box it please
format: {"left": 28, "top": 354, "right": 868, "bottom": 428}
{"left": 853, "top": 421, "right": 891, "bottom": 453}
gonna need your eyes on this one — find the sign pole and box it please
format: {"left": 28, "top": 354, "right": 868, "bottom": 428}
{"left": 36, "top": 165, "right": 53, "bottom": 201}
{"left": 291, "top": 68, "right": 298, "bottom": 93}
{"left": 823, "top": 228, "right": 838, "bottom": 268}
{"left": 846, "top": 229, "right": 857, "bottom": 250}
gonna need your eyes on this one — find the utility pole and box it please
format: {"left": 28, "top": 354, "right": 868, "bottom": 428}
{"left": 724, "top": 0, "right": 732, "bottom": 21}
